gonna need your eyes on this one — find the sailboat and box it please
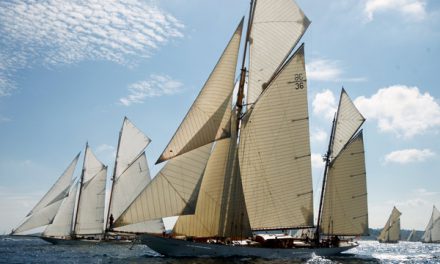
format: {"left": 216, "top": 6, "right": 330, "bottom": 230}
{"left": 406, "top": 229, "right": 419, "bottom": 242}
{"left": 111, "top": 0, "right": 369, "bottom": 258}
{"left": 41, "top": 143, "right": 108, "bottom": 244}
{"left": 422, "top": 205, "right": 440, "bottom": 243}
{"left": 105, "top": 117, "right": 164, "bottom": 236}
{"left": 11, "top": 154, "right": 80, "bottom": 237}
{"left": 378, "top": 206, "right": 401, "bottom": 243}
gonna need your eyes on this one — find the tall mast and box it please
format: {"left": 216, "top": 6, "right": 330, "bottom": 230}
{"left": 72, "top": 142, "right": 88, "bottom": 236}
{"left": 316, "top": 114, "right": 337, "bottom": 242}
{"left": 105, "top": 117, "right": 125, "bottom": 231}
{"left": 236, "top": 0, "right": 256, "bottom": 128}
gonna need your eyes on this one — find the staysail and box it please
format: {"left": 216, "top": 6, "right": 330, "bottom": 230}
{"left": 422, "top": 206, "right": 440, "bottom": 243}
{"left": 247, "top": 0, "right": 310, "bottom": 105}
{"left": 44, "top": 182, "right": 79, "bottom": 237}
{"left": 239, "top": 44, "right": 314, "bottom": 230}
{"left": 12, "top": 154, "right": 79, "bottom": 234}
{"left": 378, "top": 207, "right": 401, "bottom": 242}
{"left": 107, "top": 117, "right": 163, "bottom": 233}
{"left": 156, "top": 20, "right": 243, "bottom": 163}
{"left": 74, "top": 145, "right": 107, "bottom": 235}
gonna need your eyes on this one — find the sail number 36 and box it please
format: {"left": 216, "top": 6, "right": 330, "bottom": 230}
{"left": 289, "top": 74, "right": 305, "bottom": 90}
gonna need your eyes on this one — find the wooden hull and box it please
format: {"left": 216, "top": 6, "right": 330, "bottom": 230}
{"left": 139, "top": 234, "right": 357, "bottom": 259}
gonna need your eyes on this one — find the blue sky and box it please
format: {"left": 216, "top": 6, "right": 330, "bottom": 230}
{"left": 1, "top": 0, "right": 439, "bottom": 234}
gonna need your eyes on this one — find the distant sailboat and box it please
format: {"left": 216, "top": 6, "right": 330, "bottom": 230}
{"left": 407, "top": 229, "right": 419, "bottom": 242}
{"left": 422, "top": 206, "right": 440, "bottom": 243}
{"left": 111, "top": 0, "right": 369, "bottom": 258}
{"left": 11, "top": 153, "right": 80, "bottom": 236}
{"left": 378, "top": 207, "right": 401, "bottom": 243}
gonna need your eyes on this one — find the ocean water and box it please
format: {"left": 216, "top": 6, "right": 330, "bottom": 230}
{"left": 1, "top": 236, "right": 440, "bottom": 263}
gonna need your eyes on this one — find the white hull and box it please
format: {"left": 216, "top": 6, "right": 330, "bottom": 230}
{"left": 140, "top": 234, "right": 357, "bottom": 259}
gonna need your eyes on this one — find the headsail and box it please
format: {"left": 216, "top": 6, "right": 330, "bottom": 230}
{"left": 320, "top": 131, "right": 368, "bottom": 236}
{"left": 422, "top": 206, "right": 440, "bottom": 243}
{"left": 156, "top": 20, "right": 243, "bottom": 163}
{"left": 247, "top": 0, "right": 310, "bottom": 105}
{"left": 378, "top": 206, "right": 401, "bottom": 242}
{"left": 44, "top": 181, "right": 79, "bottom": 237}
{"left": 239, "top": 44, "right": 314, "bottom": 230}
{"left": 113, "top": 143, "right": 213, "bottom": 227}
{"left": 74, "top": 146, "right": 107, "bottom": 235}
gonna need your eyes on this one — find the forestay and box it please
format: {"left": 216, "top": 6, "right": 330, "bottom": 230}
{"left": 239, "top": 45, "right": 314, "bottom": 230}
{"left": 247, "top": 0, "right": 310, "bottom": 105}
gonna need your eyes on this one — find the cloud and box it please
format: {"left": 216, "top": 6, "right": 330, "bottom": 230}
{"left": 312, "top": 89, "right": 337, "bottom": 120}
{"left": 0, "top": 115, "right": 11, "bottom": 123}
{"left": 311, "top": 153, "right": 325, "bottom": 170}
{"left": 364, "top": 0, "right": 427, "bottom": 22}
{"left": 311, "top": 128, "right": 328, "bottom": 143}
{"left": 385, "top": 148, "right": 435, "bottom": 164}
{"left": 306, "top": 59, "right": 366, "bottom": 82}
{"left": 412, "top": 188, "right": 438, "bottom": 197}
{"left": 0, "top": 0, "right": 184, "bottom": 96}
{"left": 120, "top": 74, "right": 184, "bottom": 106}
{"left": 355, "top": 85, "right": 440, "bottom": 138}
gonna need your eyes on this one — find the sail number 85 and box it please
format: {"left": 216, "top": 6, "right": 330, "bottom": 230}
{"left": 291, "top": 74, "right": 305, "bottom": 90}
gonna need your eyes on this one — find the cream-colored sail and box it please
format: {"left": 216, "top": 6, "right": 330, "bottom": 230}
{"left": 320, "top": 131, "right": 368, "bottom": 236}
{"left": 75, "top": 147, "right": 107, "bottom": 235}
{"left": 113, "top": 220, "right": 165, "bottom": 234}
{"left": 422, "top": 206, "right": 440, "bottom": 242}
{"left": 173, "top": 139, "right": 232, "bottom": 237}
{"left": 114, "top": 143, "right": 213, "bottom": 227}
{"left": 247, "top": 0, "right": 310, "bottom": 105}
{"left": 378, "top": 207, "right": 401, "bottom": 242}
{"left": 44, "top": 182, "right": 79, "bottom": 237}
{"left": 330, "top": 89, "right": 365, "bottom": 160}
{"left": 156, "top": 20, "right": 243, "bottom": 163}
{"left": 12, "top": 200, "right": 63, "bottom": 234}
{"left": 27, "top": 153, "right": 80, "bottom": 216}
{"left": 239, "top": 44, "right": 314, "bottom": 230}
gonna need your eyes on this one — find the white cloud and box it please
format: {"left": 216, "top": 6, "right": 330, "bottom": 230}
{"left": 0, "top": 115, "right": 11, "bottom": 123}
{"left": 306, "top": 59, "right": 366, "bottom": 82}
{"left": 385, "top": 148, "right": 435, "bottom": 164}
{"left": 120, "top": 74, "right": 184, "bottom": 106}
{"left": 364, "top": 0, "right": 427, "bottom": 22}
{"left": 311, "top": 153, "right": 325, "bottom": 170}
{"left": 354, "top": 85, "right": 440, "bottom": 138}
{"left": 412, "top": 188, "right": 438, "bottom": 197}
{"left": 312, "top": 89, "right": 337, "bottom": 120}
{"left": 311, "top": 128, "right": 328, "bottom": 143}
{"left": 0, "top": 0, "right": 184, "bottom": 96}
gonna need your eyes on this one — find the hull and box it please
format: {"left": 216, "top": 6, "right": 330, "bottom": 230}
{"left": 40, "top": 236, "right": 132, "bottom": 245}
{"left": 378, "top": 240, "right": 399, "bottom": 244}
{"left": 140, "top": 234, "right": 357, "bottom": 259}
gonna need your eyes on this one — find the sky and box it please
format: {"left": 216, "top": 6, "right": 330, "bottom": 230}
{"left": 0, "top": 0, "right": 439, "bottom": 235}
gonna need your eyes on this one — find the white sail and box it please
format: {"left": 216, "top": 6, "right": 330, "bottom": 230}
{"left": 44, "top": 182, "right": 79, "bottom": 237}
{"left": 247, "top": 0, "right": 310, "bottom": 105}
{"left": 378, "top": 207, "right": 401, "bottom": 242}
{"left": 239, "top": 44, "right": 314, "bottom": 230}
{"left": 26, "top": 153, "right": 80, "bottom": 216}
{"left": 114, "top": 143, "right": 213, "bottom": 227}
{"left": 330, "top": 89, "right": 365, "bottom": 160}
{"left": 321, "top": 131, "right": 368, "bottom": 236}
{"left": 75, "top": 146, "right": 107, "bottom": 235}
{"left": 422, "top": 206, "right": 440, "bottom": 243}
{"left": 407, "top": 229, "right": 418, "bottom": 242}
{"left": 12, "top": 200, "right": 63, "bottom": 234}
{"left": 156, "top": 20, "right": 243, "bottom": 163}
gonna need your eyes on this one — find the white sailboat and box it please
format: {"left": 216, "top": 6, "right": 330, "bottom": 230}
{"left": 422, "top": 205, "right": 440, "bottom": 243}
{"left": 378, "top": 206, "right": 401, "bottom": 243}
{"left": 112, "top": 0, "right": 369, "bottom": 258}
{"left": 407, "top": 229, "right": 419, "bottom": 242}
{"left": 11, "top": 153, "right": 80, "bottom": 236}
{"left": 105, "top": 117, "right": 164, "bottom": 235}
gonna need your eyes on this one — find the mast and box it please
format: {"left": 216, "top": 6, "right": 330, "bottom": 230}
{"left": 73, "top": 142, "right": 88, "bottom": 236}
{"left": 316, "top": 115, "right": 337, "bottom": 242}
{"left": 236, "top": 0, "right": 256, "bottom": 126}
{"left": 105, "top": 117, "right": 125, "bottom": 232}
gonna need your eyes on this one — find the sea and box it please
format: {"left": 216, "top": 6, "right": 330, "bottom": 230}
{"left": 1, "top": 236, "right": 440, "bottom": 264}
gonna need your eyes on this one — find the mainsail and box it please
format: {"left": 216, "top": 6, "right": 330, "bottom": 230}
{"left": 74, "top": 144, "right": 107, "bottom": 235}
{"left": 12, "top": 154, "right": 79, "bottom": 234}
{"left": 378, "top": 207, "right": 401, "bottom": 243}
{"left": 107, "top": 117, "right": 163, "bottom": 233}
{"left": 319, "top": 89, "right": 368, "bottom": 236}
{"left": 422, "top": 206, "right": 440, "bottom": 243}
{"left": 247, "top": 0, "right": 310, "bottom": 105}
{"left": 239, "top": 44, "right": 314, "bottom": 230}
{"left": 44, "top": 182, "right": 79, "bottom": 237}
